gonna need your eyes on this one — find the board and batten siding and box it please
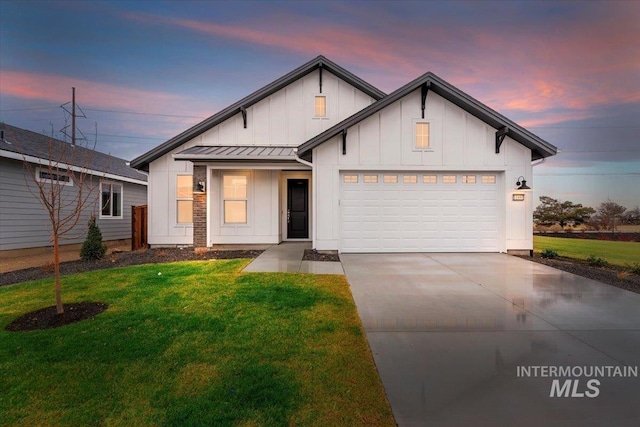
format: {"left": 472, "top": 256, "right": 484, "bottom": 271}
{"left": 0, "top": 158, "right": 147, "bottom": 251}
{"left": 147, "top": 68, "right": 376, "bottom": 246}
{"left": 312, "top": 89, "right": 533, "bottom": 252}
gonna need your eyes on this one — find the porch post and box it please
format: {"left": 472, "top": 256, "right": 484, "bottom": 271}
{"left": 192, "top": 165, "right": 207, "bottom": 249}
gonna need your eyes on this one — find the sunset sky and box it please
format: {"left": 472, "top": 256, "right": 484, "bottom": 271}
{"left": 1, "top": 0, "right": 638, "bottom": 209}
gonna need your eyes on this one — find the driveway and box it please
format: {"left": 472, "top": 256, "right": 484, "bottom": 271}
{"left": 342, "top": 253, "right": 640, "bottom": 427}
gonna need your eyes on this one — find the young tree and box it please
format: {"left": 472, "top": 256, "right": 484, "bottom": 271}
{"left": 597, "top": 199, "right": 627, "bottom": 232}
{"left": 12, "top": 128, "right": 99, "bottom": 314}
{"left": 80, "top": 215, "right": 107, "bottom": 261}
{"left": 533, "top": 196, "right": 595, "bottom": 228}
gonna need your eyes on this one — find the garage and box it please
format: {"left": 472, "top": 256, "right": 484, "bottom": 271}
{"left": 340, "top": 172, "right": 501, "bottom": 253}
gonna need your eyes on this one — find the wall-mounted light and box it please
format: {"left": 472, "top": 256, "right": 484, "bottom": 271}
{"left": 515, "top": 176, "right": 531, "bottom": 191}
{"left": 194, "top": 181, "right": 206, "bottom": 194}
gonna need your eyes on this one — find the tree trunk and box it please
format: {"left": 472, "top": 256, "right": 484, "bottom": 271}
{"left": 54, "top": 233, "right": 63, "bottom": 314}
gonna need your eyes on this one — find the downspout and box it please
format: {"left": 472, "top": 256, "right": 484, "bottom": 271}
{"left": 292, "top": 148, "right": 313, "bottom": 168}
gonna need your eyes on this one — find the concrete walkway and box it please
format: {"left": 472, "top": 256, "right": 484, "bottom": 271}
{"left": 342, "top": 253, "right": 640, "bottom": 427}
{"left": 243, "top": 242, "right": 344, "bottom": 274}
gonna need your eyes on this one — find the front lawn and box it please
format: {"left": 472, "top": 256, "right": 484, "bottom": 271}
{"left": 533, "top": 236, "right": 640, "bottom": 267}
{"left": 0, "top": 260, "right": 394, "bottom": 426}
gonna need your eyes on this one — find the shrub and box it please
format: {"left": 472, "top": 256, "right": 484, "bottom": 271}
{"left": 586, "top": 255, "right": 608, "bottom": 267}
{"left": 626, "top": 262, "right": 640, "bottom": 275}
{"left": 540, "top": 249, "right": 558, "bottom": 259}
{"left": 80, "top": 216, "right": 107, "bottom": 261}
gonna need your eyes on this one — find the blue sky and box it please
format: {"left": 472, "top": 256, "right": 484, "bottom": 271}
{"left": 1, "top": 0, "right": 638, "bottom": 209}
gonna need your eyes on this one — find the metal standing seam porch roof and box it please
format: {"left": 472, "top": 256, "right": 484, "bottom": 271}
{"left": 173, "top": 145, "right": 298, "bottom": 162}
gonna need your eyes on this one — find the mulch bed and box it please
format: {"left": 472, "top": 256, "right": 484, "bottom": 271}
{"left": 0, "top": 248, "right": 264, "bottom": 287}
{"left": 5, "top": 302, "right": 108, "bottom": 332}
{"left": 518, "top": 254, "right": 640, "bottom": 294}
{"left": 302, "top": 249, "right": 340, "bottom": 262}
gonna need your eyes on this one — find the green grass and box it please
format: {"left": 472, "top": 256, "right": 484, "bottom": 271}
{"left": 534, "top": 236, "right": 640, "bottom": 267}
{"left": 0, "top": 260, "right": 394, "bottom": 426}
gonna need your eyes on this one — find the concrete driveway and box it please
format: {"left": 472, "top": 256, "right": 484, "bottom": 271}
{"left": 342, "top": 253, "right": 640, "bottom": 427}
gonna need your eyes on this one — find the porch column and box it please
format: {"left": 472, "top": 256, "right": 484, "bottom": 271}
{"left": 193, "top": 165, "right": 207, "bottom": 248}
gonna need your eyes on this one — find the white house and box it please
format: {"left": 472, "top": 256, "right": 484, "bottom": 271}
{"left": 131, "top": 56, "right": 556, "bottom": 254}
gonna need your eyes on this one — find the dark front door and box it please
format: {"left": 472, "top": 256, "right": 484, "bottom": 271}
{"left": 287, "top": 179, "right": 309, "bottom": 239}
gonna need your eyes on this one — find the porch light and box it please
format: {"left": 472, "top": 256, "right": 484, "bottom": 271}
{"left": 194, "top": 181, "right": 206, "bottom": 194}
{"left": 515, "top": 176, "right": 531, "bottom": 191}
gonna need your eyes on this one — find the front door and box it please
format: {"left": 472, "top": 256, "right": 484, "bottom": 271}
{"left": 287, "top": 179, "right": 309, "bottom": 239}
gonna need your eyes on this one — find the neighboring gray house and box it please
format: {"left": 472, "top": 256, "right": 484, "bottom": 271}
{"left": 0, "top": 123, "right": 148, "bottom": 254}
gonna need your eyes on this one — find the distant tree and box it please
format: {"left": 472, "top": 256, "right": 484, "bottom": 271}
{"left": 80, "top": 216, "right": 107, "bottom": 261}
{"left": 534, "top": 196, "right": 595, "bottom": 228}
{"left": 596, "top": 199, "right": 627, "bottom": 232}
{"left": 14, "top": 129, "right": 99, "bottom": 314}
{"left": 622, "top": 206, "right": 640, "bottom": 225}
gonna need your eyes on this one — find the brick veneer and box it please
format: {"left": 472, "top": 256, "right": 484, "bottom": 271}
{"left": 193, "top": 165, "right": 207, "bottom": 248}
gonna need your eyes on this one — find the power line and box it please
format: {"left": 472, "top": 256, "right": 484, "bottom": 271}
{"left": 84, "top": 108, "right": 207, "bottom": 119}
{"left": 0, "top": 106, "right": 59, "bottom": 112}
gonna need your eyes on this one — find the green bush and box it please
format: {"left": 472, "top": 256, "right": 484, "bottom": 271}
{"left": 586, "top": 255, "right": 608, "bottom": 267}
{"left": 540, "top": 249, "right": 558, "bottom": 259}
{"left": 80, "top": 216, "right": 107, "bottom": 261}
{"left": 626, "top": 262, "right": 640, "bottom": 275}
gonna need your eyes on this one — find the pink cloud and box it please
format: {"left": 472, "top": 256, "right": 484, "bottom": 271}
{"left": 0, "top": 70, "right": 212, "bottom": 118}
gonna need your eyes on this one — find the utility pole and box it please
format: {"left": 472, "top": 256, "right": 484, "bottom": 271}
{"left": 72, "top": 87, "right": 76, "bottom": 146}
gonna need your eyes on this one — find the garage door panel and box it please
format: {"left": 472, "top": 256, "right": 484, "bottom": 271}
{"left": 341, "top": 172, "right": 500, "bottom": 252}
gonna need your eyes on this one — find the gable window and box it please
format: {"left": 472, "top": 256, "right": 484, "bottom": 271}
{"left": 223, "top": 174, "right": 248, "bottom": 224}
{"left": 100, "top": 182, "right": 123, "bottom": 218}
{"left": 314, "top": 96, "right": 327, "bottom": 117}
{"left": 482, "top": 175, "right": 496, "bottom": 184}
{"left": 176, "top": 175, "right": 193, "bottom": 224}
{"left": 36, "top": 167, "right": 72, "bottom": 186}
{"left": 462, "top": 175, "right": 476, "bottom": 184}
{"left": 363, "top": 174, "right": 378, "bottom": 183}
{"left": 423, "top": 175, "right": 437, "bottom": 183}
{"left": 343, "top": 174, "right": 358, "bottom": 183}
{"left": 442, "top": 175, "right": 457, "bottom": 184}
{"left": 415, "top": 122, "right": 430, "bottom": 149}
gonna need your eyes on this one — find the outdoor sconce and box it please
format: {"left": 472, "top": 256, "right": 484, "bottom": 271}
{"left": 194, "top": 181, "right": 206, "bottom": 194}
{"left": 515, "top": 176, "right": 531, "bottom": 191}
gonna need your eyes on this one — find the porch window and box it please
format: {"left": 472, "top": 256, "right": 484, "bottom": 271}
{"left": 176, "top": 175, "right": 193, "bottom": 224}
{"left": 100, "top": 182, "right": 123, "bottom": 218}
{"left": 223, "top": 174, "right": 248, "bottom": 224}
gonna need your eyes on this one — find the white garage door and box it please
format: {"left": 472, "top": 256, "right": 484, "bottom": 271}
{"left": 340, "top": 172, "right": 500, "bottom": 253}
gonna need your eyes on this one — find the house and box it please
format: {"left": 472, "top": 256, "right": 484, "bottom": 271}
{"left": 130, "top": 56, "right": 557, "bottom": 254}
{"left": 0, "top": 123, "right": 148, "bottom": 255}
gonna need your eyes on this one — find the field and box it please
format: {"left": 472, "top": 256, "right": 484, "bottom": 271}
{"left": 0, "top": 260, "right": 394, "bottom": 426}
{"left": 534, "top": 236, "right": 640, "bottom": 267}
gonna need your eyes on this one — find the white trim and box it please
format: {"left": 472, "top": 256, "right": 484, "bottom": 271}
{"left": 0, "top": 150, "right": 148, "bottom": 186}
{"left": 99, "top": 181, "right": 124, "bottom": 219}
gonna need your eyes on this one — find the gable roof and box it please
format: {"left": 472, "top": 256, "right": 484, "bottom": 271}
{"left": 130, "top": 55, "right": 386, "bottom": 171}
{"left": 0, "top": 123, "right": 147, "bottom": 184}
{"left": 297, "top": 72, "right": 557, "bottom": 161}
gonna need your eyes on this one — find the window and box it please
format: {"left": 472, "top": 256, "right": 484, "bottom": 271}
{"left": 363, "top": 174, "right": 378, "bottom": 183}
{"left": 36, "top": 167, "right": 72, "bottom": 186}
{"left": 442, "top": 175, "right": 457, "bottom": 184}
{"left": 100, "top": 182, "right": 123, "bottom": 218}
{"left": 343, "top": 174, "right": 358, "bottom": 183}
{"left": 423, "top": 175, "right": 437, "bottom": 183}
{"left": 223, "top": 174, "right": 248, "bottom": 224}
{"left": 383, "top": 175, "right": 398, "bottom": 183}
{"left": 314, "top": 96, "right": 327, "bottom": 117}
{"left": 415, "top": 122, "right": 430, "bottom": 149}
{"left": 462, "top": 175, "right": 476, "bottom": 184}
{"left": 176, "top": 175, "right": 193, "bottom": 224}
{"left": 482, "top": 175, "right": 496, "bottom": 184}
{"left": 403, "top": 175, "right": 417, "bottom": 184}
